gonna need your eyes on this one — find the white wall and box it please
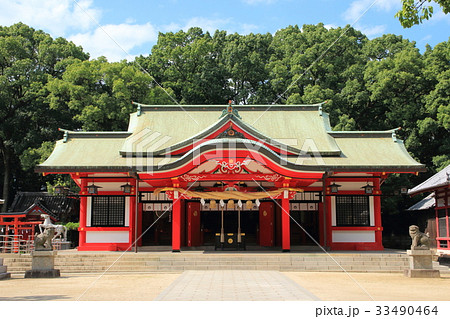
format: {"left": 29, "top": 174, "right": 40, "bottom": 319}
{"left": 124, "top": 197, "right": 130, "bottom": 226}
{"left": 86, "top": 231, "right": 129, "bottom": 243}
{"left": 86, "top": 196, "right": 92, "bottom": 227}
{"left": 332, "top": 231, "right": 375, "bottom": 243}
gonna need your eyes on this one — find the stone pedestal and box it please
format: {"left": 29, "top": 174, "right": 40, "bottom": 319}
{"left": 0, "top": 257, "right": 11, "bottom": 280}
{"left": 404, "top": 249, "right": 440, "bottom": 278}
{"left": 25, "top": 250, "right": 60, "bottom": 278}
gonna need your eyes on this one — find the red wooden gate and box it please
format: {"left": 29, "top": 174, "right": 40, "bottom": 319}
{"left": 259, "top": 201, "right": 274, "bottom": 247}
{"left": 187, "top": 202, "right": 202, "bottom": 246}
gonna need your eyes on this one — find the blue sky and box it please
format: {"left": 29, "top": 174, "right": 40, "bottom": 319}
{"left": 0, "top": 0, "right": 449, "bottom": 61}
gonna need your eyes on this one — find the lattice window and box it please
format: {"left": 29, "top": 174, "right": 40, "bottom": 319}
{"left": 437, "top": 209, "right": 448, "bottom": 238}
{"left": 336, "top": 196, "right": 370, "bottom": 226}
{"left": 91, "top": 196, "right": 125, "bottom": 227}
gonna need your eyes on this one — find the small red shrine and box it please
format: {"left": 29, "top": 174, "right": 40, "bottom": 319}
{"left": 409, "top": 164, "right": 450, "bottom": 254}
{"left": 0, "top": 192, "right": 77, "bottom": 252}
{"left": 36, "top": 103, "right": 425, "bottom": 252}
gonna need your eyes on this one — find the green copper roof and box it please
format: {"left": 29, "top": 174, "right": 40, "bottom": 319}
{"left": 36, "top": 103, "right": 425, "bottom": 173}
{"left": 121, "top": 104, "right": 340, "bottom": 156}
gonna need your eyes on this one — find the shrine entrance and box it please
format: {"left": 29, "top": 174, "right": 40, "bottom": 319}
{"left": 200, "top": 207, "right": 259, "bottom": 246}
{"left": 141, "top": 210, "right": 172, "bottom": 246}
{"left": 141, "top": 200, "right": 174, "bottom": 246}
{"left": 290, "top": 210, "right": 320, "bottom": 245}
{"left": 138, "top": 184, "right": 324, "bottom": 251}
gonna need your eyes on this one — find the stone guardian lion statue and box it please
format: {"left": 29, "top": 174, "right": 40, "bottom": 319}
{"left": 409, "top": 225, "right": 430, "bottom": 250}
{"left": 34, "top": 227, "right": 55, "bottom": 251}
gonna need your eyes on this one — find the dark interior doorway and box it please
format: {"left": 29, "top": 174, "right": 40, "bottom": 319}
{"left": 201, "top": 209, "right": 259, "bottom": 245}
{"left": 290, "top": 210, "right": 319, "bottom": 245}
{"left": 141, "top": 210, "right": 172, "bottom": 245}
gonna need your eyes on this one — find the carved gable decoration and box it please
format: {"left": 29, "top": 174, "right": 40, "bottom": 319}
{"left": 184, "top": 159, "right": 275, "bottom": 176}
{"left": 216, "top": 125, "right": 245, "bottom": 139}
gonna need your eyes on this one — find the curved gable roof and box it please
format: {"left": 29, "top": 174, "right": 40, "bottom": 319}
{"left": 36, "top": 103, "right": 425, "bottom": 174}
{"left": 120, "top": 104, "right": 340, "bottom": 156}
{"left": 409, "top": 164, "right": 450, "bottom": 195}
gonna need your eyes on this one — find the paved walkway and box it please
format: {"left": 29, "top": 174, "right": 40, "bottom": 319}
{"left": 154, "top": 270, "right": 320, "bottom": 301}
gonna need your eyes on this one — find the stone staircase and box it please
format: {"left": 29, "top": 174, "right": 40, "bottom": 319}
{"left": 0, "top": 257, "right": 11, "bottom": 279}
{"left": 432, "top": 261, "right": 450, "bottom": 273}
{"left": 2, "top": 251, "right": 438, "bottom": 274}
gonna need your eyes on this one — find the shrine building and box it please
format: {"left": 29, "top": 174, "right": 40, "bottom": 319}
{"left": 36, "top": 103, "right": 425, "bottom": 252}
{"left": 408, "top": 164, "right": 450, "bottom": 254}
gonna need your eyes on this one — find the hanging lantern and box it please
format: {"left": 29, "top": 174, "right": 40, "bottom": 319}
{"left": 219, "top": 199, "right": 225, "bottom": 207}
{"left": 329, "top": 182, "right": 341, "bottom": 194}
{"left": 210, "top": 200, "right": 217, "bottom": 209}
{"left": 361, "top": 183, "right": 374, "bottom": 194}
{"left": 246, "top": 200, "right": 253, "bottom": 210}
{"left": 87, "top": 183, "right": 102, "bottom": 194}
{"left": 120, "top": 183, "right": 133, "bottom": 194}
{"left": 227, "top": 200, "right": 234, "bottom": 209}
{"left": 255, "top": 199, "right": 260, "bottom": 207}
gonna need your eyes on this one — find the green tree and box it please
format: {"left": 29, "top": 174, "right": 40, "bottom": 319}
{"left": 363, "top": 39, "right": 424, "bottom": 129}
{"left": 0, "top": 23, "right": 88, "bottom": 211}
{"left": 269, "top": 24, "right": 367, "bottom": 126}
{"left": 420, "top": 40, "right": 450, "bottom": 171}
{"left": 396, "top": 0, "right": 450, "bottom": 28}
{"left": 221, "top": 32, "right": 274, "bottom": 104}
{"left": 47, "top": 57, "right": 174, "bottom": 131}
{"left": 136, "top": 28, "right": 229, "bottom": 105}
{"left": 336, "top": 35, "right": 417, "bottom": 132}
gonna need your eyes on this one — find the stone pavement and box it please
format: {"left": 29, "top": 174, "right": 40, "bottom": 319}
{"left": 154, "top": 270, "right": 320, "bottom": 301}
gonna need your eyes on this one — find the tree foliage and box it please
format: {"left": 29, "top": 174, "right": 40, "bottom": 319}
{"left": 0, "top": 23, "right": 88, "bottom": 210}
{"left": 0, "top": 22, "right": 449, "bottom": 218}
{"left": 47, "top": 57, "right": 175, "bottom": 131}
{"left": 396, "top": 0, "right": 450, "bottom": 28}
{"left": 136, "top": 28, "right": 229, "bottom": 105}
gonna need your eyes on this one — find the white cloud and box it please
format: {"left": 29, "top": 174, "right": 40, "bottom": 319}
{"left": 69, "top": 23, "right": 157, "bottom": 61}
{"left": 324, "top": 24, "right": 338, "bottom": 30}
{"left": 344, "top": 0, "right": 400, "bottom": 22}
{"left": 359, "top": 24, "right": 386, "bottom": 37}
{"left": 344, "top": 0, "right": 370, "bottom": 22}
{"left": 160, "top": 22, "right": 182, "bottom": 33}
{"left": 342, "top": 0, "right": 398, "bottom": 38}
{"left": 0, "top": 0, "right": 100, "bottom": 36}
{"left": 426, "top": 5, "right": 450, "bottom": 24}
{"left": 419, "top": 34, "right": 433, "bottom": 43}
{"left": 374, "top": 0, "right": 399, "bottom": 12}
{"left": 162, "top": 17, "right": 259, "bottom": 35}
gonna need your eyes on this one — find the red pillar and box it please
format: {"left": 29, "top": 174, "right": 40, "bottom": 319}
{"left": 13, "top": 217, "right": 19, "bottom": 253}
{"left": 373, "top": 178, "right": 384, "bottom": 250}
{"left": 318, "top": 203, "right": 324, "bottom": 246}
{"left": 129, "top": 194, "right": 136, "bottom": 248}
{"left": 137, "top": 202, "right": 143, "bottom": 246}
{"left": 78, "top": 179, "right": 87, "bottom": 249}
{"left": 281, "top": 192, "right": 290, "bottom": 252}
{"left": 172, "top": 192, "right": 181, "bottom": 252}
{"left": 326, "top": 195, "right": 332, "bottom": 249}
